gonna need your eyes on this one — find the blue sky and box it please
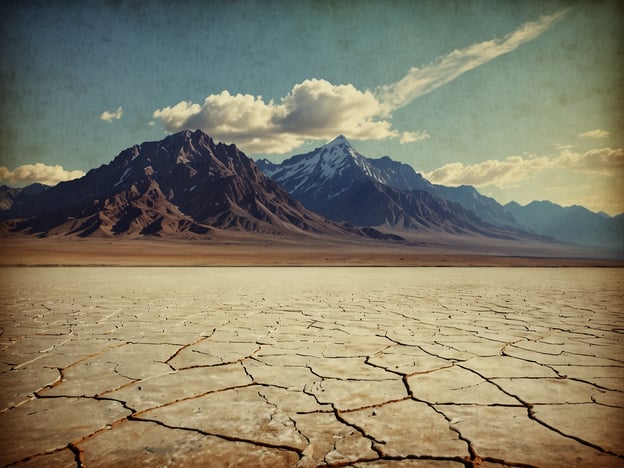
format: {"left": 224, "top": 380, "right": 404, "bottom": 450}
{"left": 1, "top": 0, "right": 622, "bottom": 214}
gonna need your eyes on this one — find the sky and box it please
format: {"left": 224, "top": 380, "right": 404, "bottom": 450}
{"left": 1, "top": 0, "right": 623, "bottom": 214}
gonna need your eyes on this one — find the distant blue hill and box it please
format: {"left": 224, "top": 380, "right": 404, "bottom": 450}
{"left": 504, "top": 200, "right": 623, "bottom": 251}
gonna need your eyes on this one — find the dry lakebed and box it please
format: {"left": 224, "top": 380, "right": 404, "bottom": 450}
{"left": 0, "top": 267, "right": 623, "bottom": 467}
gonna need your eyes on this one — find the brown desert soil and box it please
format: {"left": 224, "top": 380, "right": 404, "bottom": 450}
{"left": 0, "top": 236, "right": 621, "bottom": 267}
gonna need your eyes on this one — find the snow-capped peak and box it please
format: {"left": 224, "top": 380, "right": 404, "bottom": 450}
{"left": 257, "top": 135, "right": 436, "bottom": 204}
{"left": 324, "top": 134, "right": 357, "bottom": 155}
{"left": 321, "top": 134, "right": 360, "bottom": 160}
{"left": 327, "top": 134, "right": 349, "bottom": 147}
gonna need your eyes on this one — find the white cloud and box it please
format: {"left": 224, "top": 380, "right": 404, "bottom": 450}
{"left": 424, "top": 156, "right": 552, "bottom": 188}
{"left": 153, "top": 80, "right": 399, "bottom": 153}
{"left": 557, "top": 147, "right": 623, "bottom": 173}
{"left": 424, "top": 147, "right": 624, "bottom": 188}
{"left": 578, "top": 129, "right": 610, "bottom": 138}
{"left": 0, "top": 163, "right": 85, "bottom": 186}
{"left": 378, "top": 10, "right": 568, "bottom": 111}
{"left": 276, "top": 80, "right": 394, "bottom": 139}
{"left": 100, "top": 106, "right": 124, "bottom": 122}
{"left": 152, "top": 10, "right": 566, "bottom": 154}
{"left": 153, "top": 101, "right": 199, "bottom": 129}
{"left": 399, "top": 131, "right": 430, "bottom": 144}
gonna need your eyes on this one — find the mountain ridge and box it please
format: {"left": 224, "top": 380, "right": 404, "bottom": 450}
{"left": 2, "top": 131, "right": 621, "bottom": 252}
{"left": 257, "top": 136, "right": 622, "bottom": 251}
{"left": 504, "top": 199, "right": 624, "bottom": 249}
{"left": 256, "top": 137, "right": 531, "bottom": 240}
{"left": 0, "top": 130, "right": 395, "bottom": 241}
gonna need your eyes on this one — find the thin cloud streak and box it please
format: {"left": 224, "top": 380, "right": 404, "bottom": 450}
{"left": 579, "top": 129, "right": 610, "bottom": 138}
{"left": 378, "top": 9, "right": 568, "bottom": 111}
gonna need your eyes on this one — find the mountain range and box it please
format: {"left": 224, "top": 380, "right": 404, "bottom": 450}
{"left": 256, "top": 135, "right": 525, "bottom": 238}
{"left": 257, "top": 135, "right": 622, "bottom": 251}
{"left": 0, "top": 130, "right": 393, "bottom": 240}
{"left": 504, "top": 200, "right": 624, "bottom": 249}
{"left": 1, "top": 130, "right": 621, "bottom": 254}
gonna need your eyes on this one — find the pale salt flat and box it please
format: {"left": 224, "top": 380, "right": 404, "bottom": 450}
{"left": 0, "top": 267, "right": 623, "bottom": 467}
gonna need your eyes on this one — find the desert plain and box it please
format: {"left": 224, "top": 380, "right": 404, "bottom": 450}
{"left": 0, "top": 259, "right": 623, "bottom": 467}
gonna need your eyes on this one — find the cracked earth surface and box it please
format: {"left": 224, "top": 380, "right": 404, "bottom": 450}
{"left": 0, "top": 266, "right": 622, "bottom": 467}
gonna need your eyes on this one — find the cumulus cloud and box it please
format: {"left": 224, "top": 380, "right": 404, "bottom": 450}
{"left": 378, "top": 10, "right": 567, "bottom": 111}
{"left": 0, "top": 163, "right": 85, "bottom": 186}
{"left": 424, "top": 147, "right": 624, "bottom": 188}
{"left": 100, "top": 107, "right": 124, "bottom": 122}
{"left": 152, "top": 10, "right": 566, "bottom": 154}
{"left": 578, "top": 129, "right": 609, "bottom": 138}
{"left": 153, "top": 80, "right": 398, "bottom": 153}
{"left": 276, "top": 80, "right": 394, "bottom": 139}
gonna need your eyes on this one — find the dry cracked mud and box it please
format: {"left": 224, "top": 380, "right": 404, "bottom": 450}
{"left": 0, "top": 267, "right": 622, "bottom": 467}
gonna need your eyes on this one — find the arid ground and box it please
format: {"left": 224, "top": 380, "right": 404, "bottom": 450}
{"left": 0, "top": 237, "right": 621, "bottom": 267}
{"left": 0, "top": 266, "right": 622, "bottom": 467}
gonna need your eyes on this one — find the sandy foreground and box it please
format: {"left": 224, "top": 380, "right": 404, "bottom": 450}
{"left": 0, "top": 267, "right": 623, "bottom": 467}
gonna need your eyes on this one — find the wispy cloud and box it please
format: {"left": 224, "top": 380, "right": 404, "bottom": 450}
{"left": 378, "top": 9, "right": 568, "bottom": 111}
{"left": 400, "top": 131, "right": 430, "bottom": 144}
{"left": 578, "top": 129, "right": 609, "bottom": 138}
{"left": 0, "top": 163, "right": 85, "bottom": 186}
{"left": 152, "top": 10, "right": 566, "bottom": 154}
{"left": 424, "top": 147, "right": 624, "bottom": 188}
{"left": 558, "top": 147, "right": 624, "bottom": 173}
{"left": 424, "top": 156, "right": 552, "bottom": 188}
{"left": 100, "top": 106, "right": 124, "bottom": 122}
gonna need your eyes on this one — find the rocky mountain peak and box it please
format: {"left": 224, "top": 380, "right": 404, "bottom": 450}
{"left": 0, "top": 130, "right": 392, "bottom": 240}
{"left": 326, "top": 134, "right": 350, "bottom": 148}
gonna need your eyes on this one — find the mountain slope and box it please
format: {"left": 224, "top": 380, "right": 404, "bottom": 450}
{"left": 312, "top": 178, "right": 514, "bottom": 236}
{"left": 257, "top": 135, "right": 399, "bottom": 213}
{"left": 0, "top": 183, "right": 49, "bottom": 211}
{"left": 258, "top": 137, "right": 521, "bottom": 230}
{"left": 430, "top": 184, "right": 522, "bottom": 229}
{"left": 0, "top": 130, "right": 390, "bottom": 239}
{"left": 257, "top": 136, "right": 527, "bottom": 239}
